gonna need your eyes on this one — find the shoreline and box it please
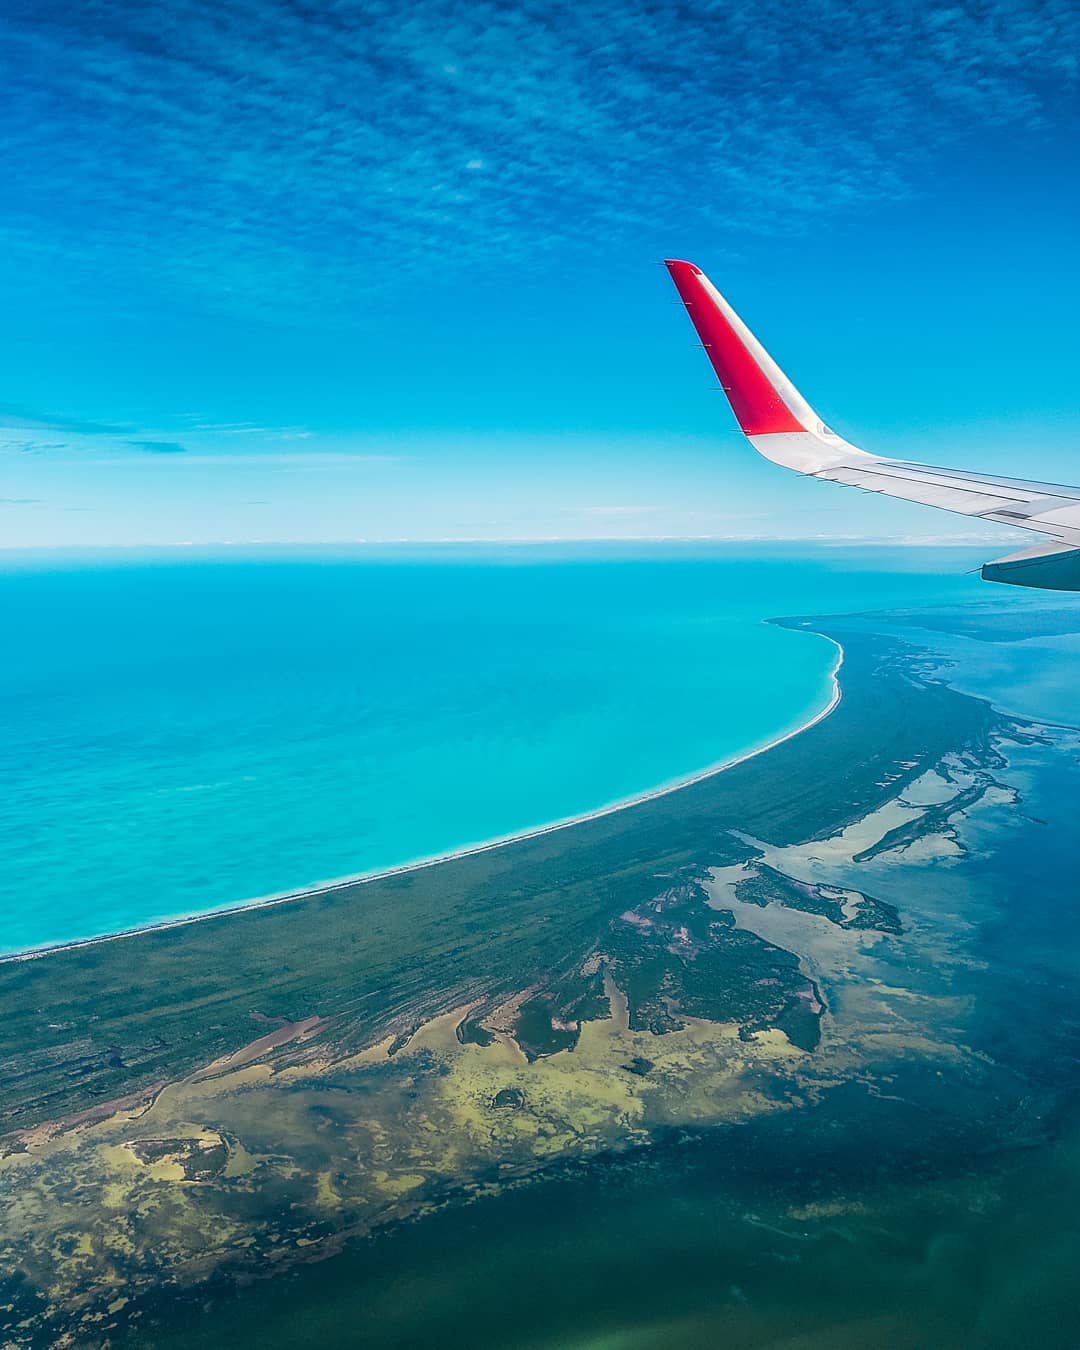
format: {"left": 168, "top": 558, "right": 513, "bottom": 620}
{"left": 3, "top": 632, "right": 843, "bottom": 966}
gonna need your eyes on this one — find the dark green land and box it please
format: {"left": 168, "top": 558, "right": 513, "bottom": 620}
{"left": 5, "top": 610, "right": 1078, "bottom": 1350}
{"left": 0, "top": 622, "right": 997, "bottom": 1133}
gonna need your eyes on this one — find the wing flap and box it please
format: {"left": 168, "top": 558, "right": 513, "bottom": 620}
{"left": 818, "top": 466, "right": 1014, "bottom": 515}
{"left": 813, "top": 463, "right": 1080, "bottom": 544}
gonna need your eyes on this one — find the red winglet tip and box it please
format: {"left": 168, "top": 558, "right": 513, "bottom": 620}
{"left": 664, "top": 261, "right": 805, "bottom": 436}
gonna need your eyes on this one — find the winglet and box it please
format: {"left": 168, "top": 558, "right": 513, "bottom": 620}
{"left": 664, "top": 260, "right": 816, "bottom": 436}
{"left": 664, "top": 260, "right": 1080, "bottom": 592}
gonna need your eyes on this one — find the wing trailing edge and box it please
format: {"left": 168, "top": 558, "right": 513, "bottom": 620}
{"left": 665, "top": 258, "right": 1080, "bottom": 592}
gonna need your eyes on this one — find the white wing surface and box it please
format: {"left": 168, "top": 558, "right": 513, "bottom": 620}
{"left": 665, "top": 259, "right": 1080, "bottom": 591}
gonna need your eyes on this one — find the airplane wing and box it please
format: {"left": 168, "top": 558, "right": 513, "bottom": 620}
{"left": 665, "top": 258, "right": 1080, "bottom": 591}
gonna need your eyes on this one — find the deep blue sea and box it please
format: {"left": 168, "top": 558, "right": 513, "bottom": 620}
{"left": 0, "top": 543, "right": 1025, "bottom": 954}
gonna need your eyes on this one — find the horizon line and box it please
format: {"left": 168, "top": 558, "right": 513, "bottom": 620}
{"left": 0, "top": 532, "right": 1025, "bottom": 552}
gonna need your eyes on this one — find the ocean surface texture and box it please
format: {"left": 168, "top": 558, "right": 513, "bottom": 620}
{"left": 0, "top": 544, "right": 1030, "bottom": 953}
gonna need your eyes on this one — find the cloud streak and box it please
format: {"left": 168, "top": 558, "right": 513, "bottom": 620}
{"left": 0, "top": 404, "right": 130, "bottom": 437}
{"left": 127, "top": 439, "right": 187, "bottom": 454}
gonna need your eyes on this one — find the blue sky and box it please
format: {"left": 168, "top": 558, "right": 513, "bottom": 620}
{"left": 2, "top": 0, "right": 1078, "bottom": 546}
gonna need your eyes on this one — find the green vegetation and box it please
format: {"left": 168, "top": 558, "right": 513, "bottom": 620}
{"left": 0, "top": 623, "right": 1000, "bottom": 1137}
{"left": 0, "top": 615, "right": 1029, "bottom": 1347}
{"left": 736, "top": 863, "right": 903, "bottom": 935}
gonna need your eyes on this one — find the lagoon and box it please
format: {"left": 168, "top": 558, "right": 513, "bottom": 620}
{"left": 0, "top": 543, "right": 993, "bottom": 953}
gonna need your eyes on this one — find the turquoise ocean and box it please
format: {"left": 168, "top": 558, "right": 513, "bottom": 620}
{"left": 0, "top": 543, "right": 1029, "bottom": 954}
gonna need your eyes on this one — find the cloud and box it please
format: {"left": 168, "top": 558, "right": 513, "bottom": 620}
{"left": 0, "top": 497, "right": 41, "bottom": 505}
{"left": 0, "top": 438, "right": 69, "bottom": 454}
{"left": 1, "top": 0, "right": 1075, "bottom": 317}
{"left": 126, "top": 439, "right": 187, "bottom": 454}
{"left": 185, "top": 422, "right": 312, "bottom": 439}
{"left": 0, "top": 405, "right": 129, "bottom": 436}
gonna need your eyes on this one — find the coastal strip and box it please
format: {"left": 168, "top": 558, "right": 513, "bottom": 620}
{"left": 2, "top": 632, "right": 844, "bottom": 964}
{"left": 1, "top": 618, "right": 1007, "bottom": 1136}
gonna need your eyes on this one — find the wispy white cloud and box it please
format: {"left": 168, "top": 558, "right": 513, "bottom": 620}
{"left": 2, "top": 0, "right": 1076, "bottom": 317}
{"left": 183, "top": 422, "right": 313, "bottom": 439}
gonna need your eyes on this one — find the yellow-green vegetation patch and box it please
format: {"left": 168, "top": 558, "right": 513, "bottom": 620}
{"left": 0, "top": 624, "right": 1022, "bottom": 1348}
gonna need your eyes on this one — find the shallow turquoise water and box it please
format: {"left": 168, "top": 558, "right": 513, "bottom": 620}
{"left": 0, "top": 543, "right": 991, "bottom": 952}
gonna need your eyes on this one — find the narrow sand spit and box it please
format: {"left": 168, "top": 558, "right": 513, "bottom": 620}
{"left": 2, "top": 635, "right": 842, "bottom": 964}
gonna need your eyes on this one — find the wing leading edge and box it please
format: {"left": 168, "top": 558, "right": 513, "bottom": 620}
{"left": 664, "top": 258, "right": 1080, "bottom": 591}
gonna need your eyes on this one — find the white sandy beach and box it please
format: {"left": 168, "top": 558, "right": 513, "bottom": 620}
{"left": 5, "top": 637, "right": 843, "bottom": 963}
